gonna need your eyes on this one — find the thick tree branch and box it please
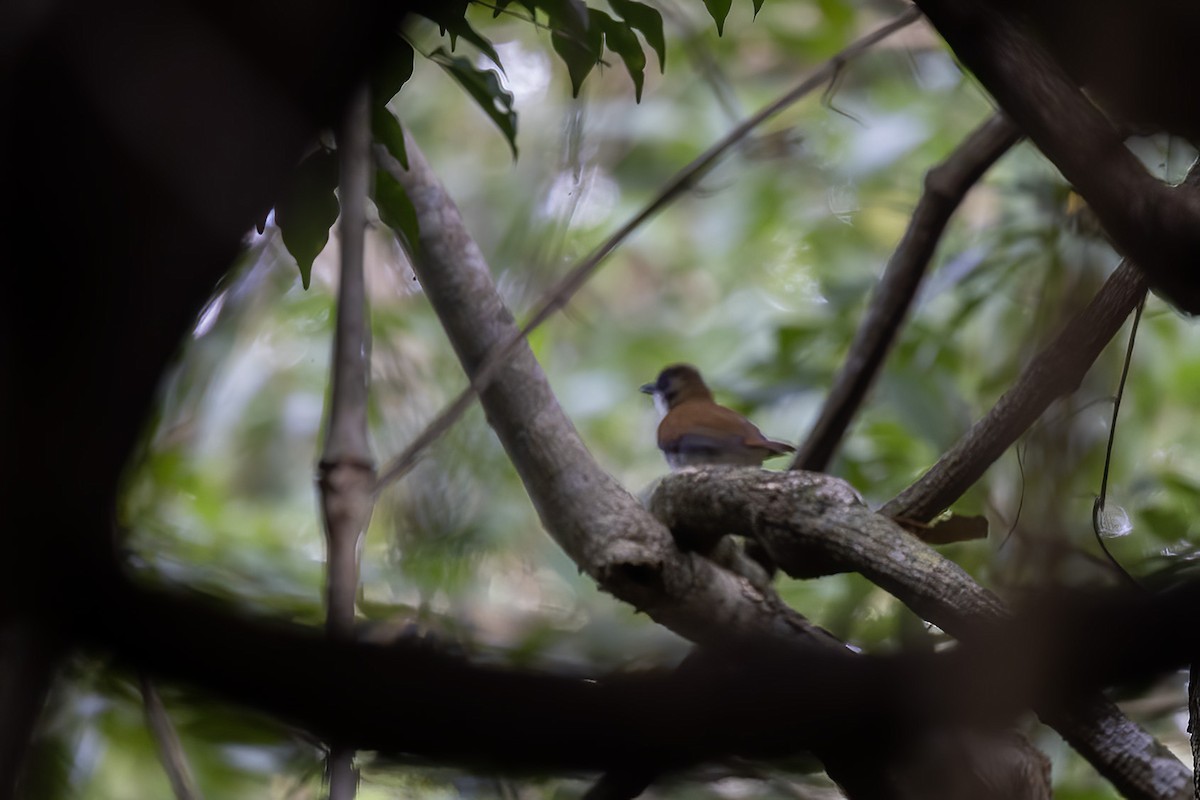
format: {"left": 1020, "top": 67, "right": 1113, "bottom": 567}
{"left": 649, "top": 468, "right": 1189, "bottom": 800}
{"left": 881, "top": 260, "right": 1147, "bottom": 523}
{"left": 793, "top": 113, "right": 1021, "bottom": 473}
{"left": 65, "top": 571, "right": 1197, "bottom": 785}
{"left": 911, "top": 0, "right": 1200, "bottom": 313}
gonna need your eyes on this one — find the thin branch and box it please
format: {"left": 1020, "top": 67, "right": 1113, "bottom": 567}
{"left": 880, "top": 260, "right": 1147, "bottom": 523}
{"left": 911, "top": 0, "right": 1200, "bottom": 313}
{"left": 320, "top": 82, "right": 375, "bottom": 640}
{"left": 139, "top": 675, "right": 204, "bottom": 800}
{"left": 371, "top": 6, "right": 922, "bottom": 492}
{"left": 792, "top": 112, "right": 1022, "bottom": 472}
{"left": 319, "top": 83, "right": 374, "bottom": 800}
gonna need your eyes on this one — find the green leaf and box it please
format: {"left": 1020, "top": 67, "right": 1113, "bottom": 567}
{"left": 549, "top": 7, "right": 604, "bottom": 97}
{"left": 538, "top": 0, "right": 590, "bottom": 31}
{"left": 371, "top": 37, "right": 415, "bottom": 104}
{"left": 493, "top": 0, "right": 538, "bottom": 17}
{"left": 428, "top": 47, "right": 518, "bottom": 158}
{"left": 275, "top": 149, "right": 339, "bottom": 289}
{"left": 443, "top": 15, "right": 504, "bottom": 70}
{"left": 702, "top": 0, "right": 733, "bottom": 35}
{"left": 372, "top": 104, "right": 408, "bottom": 170}
{"left": 374, "top": 168, "right": 419, "bottom": 255}
{"left": 599, "top": 11, "right": 646, "bottom": 101}
{"left": 752, "top": 0, "right": 765, "bottom": 16}
{"left": 608, "top": 0, "right": 665, "bottom": 71}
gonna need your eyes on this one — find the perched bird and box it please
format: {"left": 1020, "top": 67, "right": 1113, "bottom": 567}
{"left": 640, "top": 364, "right": 795, "bottom": 469}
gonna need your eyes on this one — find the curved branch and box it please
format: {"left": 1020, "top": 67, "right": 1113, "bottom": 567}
{"left": 881, "top": 260, "right": 1146, "bottom": 523}
{"left": 648, "top": 467, "right": 1190, "bottom": 800}
{"left": 793, "top": 113, "right": 1021, "bottom": 472}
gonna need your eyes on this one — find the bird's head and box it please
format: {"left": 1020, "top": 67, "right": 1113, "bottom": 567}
{"left": 640, "top": 363, "right": 714, "bottom": 414}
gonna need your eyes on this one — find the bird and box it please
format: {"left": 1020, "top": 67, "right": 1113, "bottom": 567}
{"left": 640, "top": 364, "right": 795, "bottom": 469}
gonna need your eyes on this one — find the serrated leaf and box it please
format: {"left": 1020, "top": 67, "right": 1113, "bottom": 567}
{"left": 608, "top": 0, "right": 665, "bottom": 71}
{"left": 703, "top": 0, "right": 733, "bottom": 35}
{"left": 429, "top": 47, "right": 518, "bottom": 158}
{"left": 443, "top": 15, "right": 504, "bottom": 70}
{"left": 752, "top": 0, "right": 765, "bottom": 17}
{"left": 275, "top": 149, "right": 340, "bottom": 289}
{"left": 549, "top": 8, "right": 604, "bottom": 97}
{"left": 371, "top": 37, "right": 415, "bottom": 104}
{"left": 599, "top": 12, "right": 646, "bottom": 101}
{"left": 374, "top": 168, "right": 419, "bottom": 255}
{"left": 372, "top": 104, "right": 408, "bottom": 170}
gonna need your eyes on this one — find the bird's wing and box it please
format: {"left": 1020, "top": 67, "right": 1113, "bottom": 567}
{"left": 658, "top": 402, "right": 795, "bottom": 456}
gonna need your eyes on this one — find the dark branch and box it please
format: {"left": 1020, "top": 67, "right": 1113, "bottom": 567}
{"left": 911, "top": 0, "right": 1200, "bottom": 313}
{"left": 793, "top": 112, "right": 1022, "bottom": 473}
{"left": 881, "top": 260, "right": 1146, "bottom": 523}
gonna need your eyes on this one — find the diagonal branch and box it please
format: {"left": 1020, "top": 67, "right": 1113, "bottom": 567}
{"left": 139, "top": 675, "right": 204, "bottom": 800}
{"left": 371, "top": 6, "right": 922, "bottom": 492}
{"left": 880, "top": 260, "right": 1146, "bottom": 523}
{"left": 793, "top": 112, "right": 1022, "bottom": 473}
{"left": 911, "top": 0, "right": 1200, "bottom": 313}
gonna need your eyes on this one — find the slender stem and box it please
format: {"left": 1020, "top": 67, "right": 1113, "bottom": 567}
{"left": 319, "top": 83, "right": 374, "bottom": 800}
{"left": 140, "top": 674, "right": 204, "bottom": 800}
{"left": 1091, "top": 291, "right": 1147, "bottom": 591}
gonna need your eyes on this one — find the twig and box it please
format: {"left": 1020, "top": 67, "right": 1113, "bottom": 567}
{"left": 792, "top": 112, "right": 1021, "bottom": 472}
{"left": 139, "top": 674, "right": 204, "bottom": 800}
{"left": 1091, "top": 291, "right": 1147, "bottom": 591}
{"left": 318, "top": 84, "right": 375, "bottom": 800}
{"left": 371, "top": 5, "right": 922, "bottom": 492}
{"left": 880, "top": 260, "right": 1147, "bottom": 523}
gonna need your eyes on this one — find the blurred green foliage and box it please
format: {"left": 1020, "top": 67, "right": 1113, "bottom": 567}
{"left": 32, "top": 1, "right": 1200, "bottom": 798}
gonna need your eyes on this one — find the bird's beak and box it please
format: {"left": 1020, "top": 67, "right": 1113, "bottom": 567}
{"left": 639, "top": 382, "right": 656, "bottom": 395}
